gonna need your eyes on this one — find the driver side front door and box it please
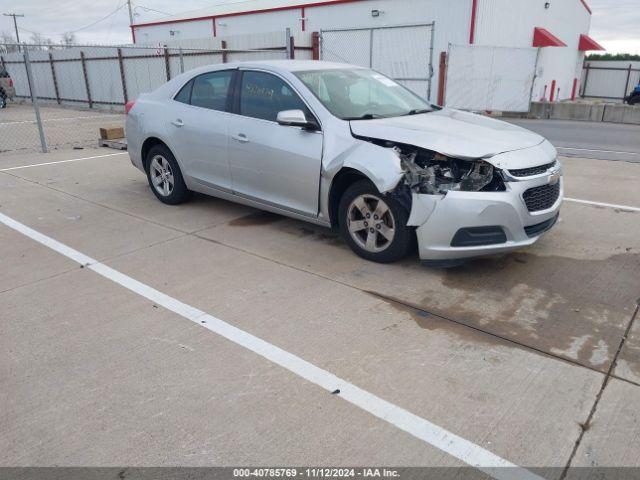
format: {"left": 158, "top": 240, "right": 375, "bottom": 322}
{"left": 226, "top": 70, "right": 323, "bottom": 217}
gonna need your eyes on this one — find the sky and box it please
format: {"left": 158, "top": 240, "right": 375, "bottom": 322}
{"left": 1, "top": 0, "right": 639, "bottom": 53}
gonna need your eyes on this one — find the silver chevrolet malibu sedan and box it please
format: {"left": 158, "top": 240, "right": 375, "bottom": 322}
{"left": 125, "top": 60, "right": 562, "bottom": 265}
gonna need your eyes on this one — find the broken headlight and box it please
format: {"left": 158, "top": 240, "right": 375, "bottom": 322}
{"left": 395, "top": 147, "right": 503, "bottom": 195}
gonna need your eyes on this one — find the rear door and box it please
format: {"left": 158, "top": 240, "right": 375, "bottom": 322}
{"left": 226, "top": 69, "right": 323, "bottom": 217}
{"left": 167, "top": 69, "right": 235, "bottom": 191}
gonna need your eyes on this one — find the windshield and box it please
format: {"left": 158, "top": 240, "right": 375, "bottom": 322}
{"left": 294, "top": 68, "right": 432, "bottom": 120}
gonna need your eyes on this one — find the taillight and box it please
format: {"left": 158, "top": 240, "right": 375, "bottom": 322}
{"left": 8, "top": 79, "right": 13, "bottom": 87}
{"left": 125, "top": 100, "right": 135, "bottom": 114}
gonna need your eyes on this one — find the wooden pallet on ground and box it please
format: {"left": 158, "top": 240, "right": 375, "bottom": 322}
{"left": 99, "top": 137, "right": 127, "bottom": 150}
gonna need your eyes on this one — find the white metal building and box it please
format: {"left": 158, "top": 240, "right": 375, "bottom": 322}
{"left": 131, "top": 0, "right": 604, "bottom": 111}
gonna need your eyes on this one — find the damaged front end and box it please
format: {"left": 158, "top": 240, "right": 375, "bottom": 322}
{"left": 344, "top": 121, "right": 561, "bottom": 263}
{"left": 348, "top": 137, "right": 507, "bottom": 216}
{"left": 392, "top": 143, "right": 505, "bottom": 196}
{"left": 350, "top": 135, "right": 505, "bottom": 200}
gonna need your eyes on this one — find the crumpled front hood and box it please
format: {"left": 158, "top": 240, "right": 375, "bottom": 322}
{"left": 350, "top": 108, "right": 546, "bottom": 160}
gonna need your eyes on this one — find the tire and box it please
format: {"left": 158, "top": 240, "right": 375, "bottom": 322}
{"left": 0, "top": 95, "right": 6, "bottom": 109}
{"left": 338, "top": 179, "right": 414, "bottom": 263}
{"left": 145, "top": 144, "right": 190, "bottom": 205}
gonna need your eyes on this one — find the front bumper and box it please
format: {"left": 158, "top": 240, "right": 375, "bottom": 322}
{"left": 412, "top": 172, "right": 563, "bottom": 261}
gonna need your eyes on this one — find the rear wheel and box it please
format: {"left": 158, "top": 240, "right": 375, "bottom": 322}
{"left": 0, "top": 95, "right": 6, "bottom": 109}
{"left": 338, "top": 180, "right": 414, "bottom": 263}
{"left": 145, "top": 144, "right": 190, "bottom": 205}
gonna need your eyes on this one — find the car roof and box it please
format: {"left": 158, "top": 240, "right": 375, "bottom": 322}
{"left": 152, "top": 60, "right": 368, "bottom": 99}
{"left": 184, "top": 60, "right": 366, "bottom": 77}
{"left": 234, "top": 60, "right": 364, "bottom": 72}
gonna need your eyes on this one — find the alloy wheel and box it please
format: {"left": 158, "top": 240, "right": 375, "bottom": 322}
{"left": 347, "top": 194, "right": 396, "bottom": 253}
{"left": 150, "top": 155, "right": 174, "bottom": 197}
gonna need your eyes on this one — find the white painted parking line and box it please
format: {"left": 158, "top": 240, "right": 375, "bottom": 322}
{"left": 0, "top": 152, "right": 128, "bottom": 172}
{"left": 0, "top": 210, "right": 541, "bottom": 480}
{"left": 557, "top": 147, "right": 640, "bottom": 156}
{"left": 3, "top": 152, "right": 638, "bottom": 220}
{"left": 565, "top": 197, "right": 640, "bottom": 213}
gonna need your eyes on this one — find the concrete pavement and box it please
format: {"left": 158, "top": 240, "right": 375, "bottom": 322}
{"left": 507, "top": 119, "right": 640, "bottom": 162}
{"left": 0, "top": 147, "right": 639, "bottom": 477}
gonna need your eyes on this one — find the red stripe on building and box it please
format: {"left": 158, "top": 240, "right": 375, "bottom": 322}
{"left": 579, "top": 0, "right": 592, "bottom": 14}
{"left": 469, "top": 0, "right": 478, "bottom": 44}
{"left": 131, "top": 0, "right": 362, "bottom": 29}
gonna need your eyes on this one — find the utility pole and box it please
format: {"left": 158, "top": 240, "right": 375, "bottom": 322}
{"left": 126, "top": 0, "right": 135, "bottom": 44}
{"left": 3, "top": 13, "right": 24, "bottom": 51}
{"left": 126, "top": 0, "right": 134, "bottom": 27}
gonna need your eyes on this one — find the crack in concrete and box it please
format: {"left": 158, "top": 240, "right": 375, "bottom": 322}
{"left": 5, "top": 172, "right": 640, "bottom": 389}
{"left": 559, "top": 300, "right": 640, "bottom": 479}
{"left": 363, "top": 289, "right": 640, "bottom": 387}
{"left": 193, "top": 226, "right": 640, "bottom": 389}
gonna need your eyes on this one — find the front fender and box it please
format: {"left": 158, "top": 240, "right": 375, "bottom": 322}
{"left": 324, "top": 140, "right": 404, "bottom": 193}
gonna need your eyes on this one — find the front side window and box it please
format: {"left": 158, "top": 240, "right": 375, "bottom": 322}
{"left": 294, "top": 68, "right": 432, "bottom": 120}
{"left": 189, "top": 70, "right": 233, "bottom": 111}
{"left": 239, "top": 71, "right": 309, "bottom": 122}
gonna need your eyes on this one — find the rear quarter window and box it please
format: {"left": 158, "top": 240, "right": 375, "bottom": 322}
{"left": 174, "top": 79, "right": 193, "bottom": 104}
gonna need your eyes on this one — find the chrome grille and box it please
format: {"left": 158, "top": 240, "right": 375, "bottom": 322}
{"left": 509, "top": 161, "right": 556, "bottom": 178}
{"left": 523, "top": 183, "right": 560, "bottom": 212}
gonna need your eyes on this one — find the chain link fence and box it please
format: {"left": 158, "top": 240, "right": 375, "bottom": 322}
{"left": 0, "top": 34, "right": 294, "bottom": 155}
{"left": 444, "top": 44, "right": 539, "bottom": 113}
{"left": 581, "top": 61, "right": 640, "bottom": 102}
{"left": 320, "top": 23, "right": 435, "bottom": 100}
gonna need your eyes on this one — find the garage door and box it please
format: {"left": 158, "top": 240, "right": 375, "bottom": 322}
{"left": 445, "top": 44, "right": 539, "bottom": 112}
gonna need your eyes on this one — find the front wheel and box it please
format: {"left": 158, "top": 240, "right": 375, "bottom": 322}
{"left": 338, "top": 180, "right": 415, "bottom": 263}
{"left": 145, "top": 144, "right": 191, "bottom": 205}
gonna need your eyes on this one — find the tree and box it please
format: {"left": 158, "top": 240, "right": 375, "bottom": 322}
{"left": 587, "top": 53, "right": 640, "bottom": 61}
{"left": 0, "top": 31, "right": 18, "bottom": 53}
{"left": 61, "top": 32, "right": 76, "bottom": 46}
{"left": 30, "top": 32, "right": 45, "bottom": 45}
{"left": 27, "top": 32, "right": 55, "bottom": 50}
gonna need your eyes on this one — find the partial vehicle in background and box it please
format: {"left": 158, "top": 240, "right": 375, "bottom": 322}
{"left": 625, "top": 83, "right": 640, "bottom": 106}
{"left": 126, "top": 60, "right": 562, "bottom": 265}
{"left": 0, "top": 67, "right": 16, "bottom": 109}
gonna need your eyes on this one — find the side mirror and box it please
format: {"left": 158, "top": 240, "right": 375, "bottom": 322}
{"left": 276, "top": 109, "right": 319, "bottom": 130}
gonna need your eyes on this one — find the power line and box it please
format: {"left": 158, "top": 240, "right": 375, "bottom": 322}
{"left": 134, "top": 5, "right": 173, "bottom": 17}
{"left": 16, "top": 2, "right": 127, "bottom": 38}
{"left": 67, "top": 2, "right": 128, "bottom": 34}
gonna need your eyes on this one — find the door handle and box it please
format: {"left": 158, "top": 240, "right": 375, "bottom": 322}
{"left": 171, "top": 119, "right": 184, "bottom": 127}
{"left": 232, "top": 133, "right": 249, "bottom": 143}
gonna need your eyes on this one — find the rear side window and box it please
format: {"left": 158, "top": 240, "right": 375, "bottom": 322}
{"left": 190, "top": 70, "right": 233, "bottom": 111}
{"left": 174, "top": 80, "right": 193, "bottom": 104}
{"left": 239, "top": 71, "right": 308, "bottom": 122}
